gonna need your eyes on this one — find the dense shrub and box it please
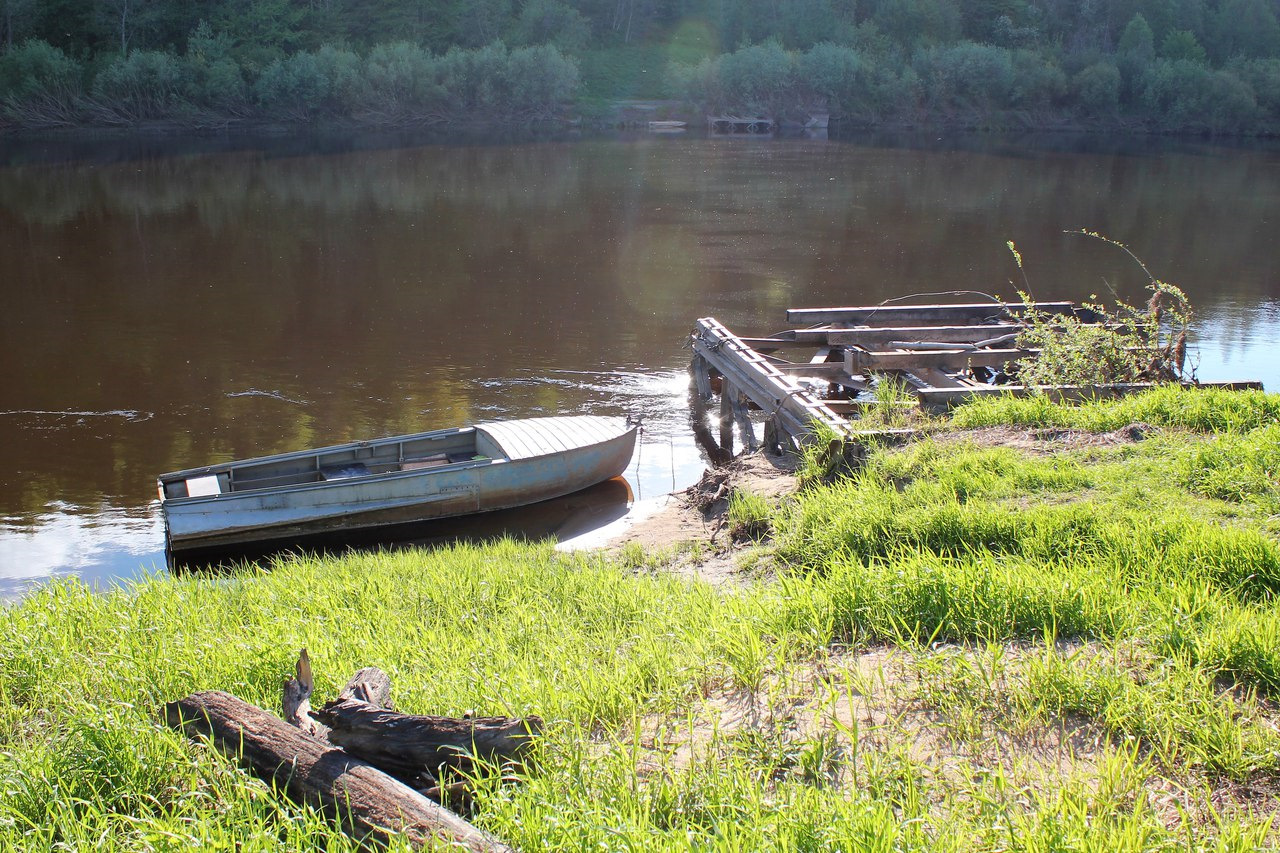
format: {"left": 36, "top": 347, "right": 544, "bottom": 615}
{"left": 914, "top": 41, "right": 1015, "bottom": 114}
{"left": 91, "top": 50, "right": 190, "bottom": 121}
{"left": 1072, "top": 61, "right": 1121, "bottom": 114}
{"left": 184, "top": 21, "right": 247, "bottom": 110}
{"left": 1142, "top": 58, "right": 1259, "bottom": 131}
{"left": 361, "top": 41, "right": 441, "bottom": 113}
{"left": 0, "top": 38, "right": 82, "bottom": 102}
{"left": 506, "top": 44, "right": 579, "bottom": 117}
{"left": 718, "top": 41, "right": 795, "bottom": 117}
{"left": 794, "top": 42, "right": 918, "bottom": 120}
{"left": 1228, "top": 57, "right": 1280, "bottom": 120}
{"left": 514, "top": 0, "right": 591, "bottom": 54}
{"left": 436, "top": 41, "right": 513, "bottom": 112}
{"left": 254, "top": 44, "right": 360, "bottom": 119}
{"left": 1009, "top": 49, "right": 1067, "bottom": 111}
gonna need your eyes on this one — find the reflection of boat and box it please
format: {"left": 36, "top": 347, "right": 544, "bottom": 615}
{"left": 158, "top": 416, "right": 638, "bottom": 552}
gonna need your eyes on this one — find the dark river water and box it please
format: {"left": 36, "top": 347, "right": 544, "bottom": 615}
{"left": 1, "top": 130, "right": 1278, "bottom": 598}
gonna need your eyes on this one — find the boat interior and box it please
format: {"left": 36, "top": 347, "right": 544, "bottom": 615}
{"left": 161, "top": 427, "right": 504, "bottom": 500}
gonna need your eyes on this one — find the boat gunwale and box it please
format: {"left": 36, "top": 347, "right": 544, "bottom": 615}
{"left": 159, "top": 416, "right": 636, "bottom": 507}
{"left": 160, "top": 454, "right": 499, "bottom": 505}
{"left": 157, "top": 425, "right": 479, "bottom": 484}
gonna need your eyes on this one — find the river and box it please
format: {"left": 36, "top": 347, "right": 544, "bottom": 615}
{"left": 1, "top": 129, "right": 1277, "bottom": 598}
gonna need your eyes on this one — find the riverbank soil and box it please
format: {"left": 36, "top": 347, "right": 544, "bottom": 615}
{"left": 607, "top": 448, "right": 800, "bottom": 584}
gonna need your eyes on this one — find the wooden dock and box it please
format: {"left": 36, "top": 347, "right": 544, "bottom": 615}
{"left": 689, "top": 301, "right": 1263, "bottom": 456}
{"left": 707, "top": 115, "right": 774, "bottom": 134}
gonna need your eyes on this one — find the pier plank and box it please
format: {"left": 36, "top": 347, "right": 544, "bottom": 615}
{"left": 787, "top": 302, "right": 1079, "bottom": 326}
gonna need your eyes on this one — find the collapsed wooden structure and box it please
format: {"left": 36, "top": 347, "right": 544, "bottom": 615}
{"left": 690, "top": 301, "right": 1262, "bottom": 454}
{"left": 165, "top": 650, "right": 538, "bottom": 851}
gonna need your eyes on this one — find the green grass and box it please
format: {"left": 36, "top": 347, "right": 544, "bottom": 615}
{"left": 3, "top": 387, "right": 1280, "bottom": 850}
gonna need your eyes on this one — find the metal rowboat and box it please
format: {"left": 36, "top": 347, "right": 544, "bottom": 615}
{"left": 158, "top": 415, "right": 638, "bottom": 551}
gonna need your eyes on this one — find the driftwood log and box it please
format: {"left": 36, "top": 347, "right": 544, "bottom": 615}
{"left": 163, "top": 690, "right": 514, "bottom": 852}
{"left": 314, "top": 698, "right": 542, "bottom": 780}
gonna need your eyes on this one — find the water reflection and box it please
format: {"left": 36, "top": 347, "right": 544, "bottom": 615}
{"left": 1, "top": 132, "right": 1277, "bottom": 597}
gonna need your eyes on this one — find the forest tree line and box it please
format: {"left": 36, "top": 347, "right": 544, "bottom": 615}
{"left": 1, "top": 0, "right": 1279, "bottom": 132}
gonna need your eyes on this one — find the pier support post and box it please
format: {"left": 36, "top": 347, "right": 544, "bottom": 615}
{"left": 730, "top": 390, "right": 756, "bottom": 453}
{"left": 720, "top": 382, "right": 736, "bottom": 454}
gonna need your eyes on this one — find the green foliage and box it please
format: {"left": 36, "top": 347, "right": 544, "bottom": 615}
{"left": 253, "top": 44, "right": 361, "bottom": 119}
{"left": 718, "top": 41, "right": 795, "bottom": 116}
{"left": 2, "top": 0, "right": 1280, "bottom": 130}
{"left": 950, "top": 385, "right": 1280, "bottom": 433}
{"left": 914, "top": 41, "right": 1016, "bottom": 115}
{"left": 0, "top": 37, "right": 81, "bottom": 99}
{"left": 1161, "top": 29, "right": 1208, "bottom": 64}
{"left": 361, "top": 41, "right": 441, "bottom": 113}
{"left": 506, "top": 44, "right": 579, "bottom": 116}
{"left": 1072, "top": 60, "right": 1121, "bottom": 113}
{"left": 1181, "top": 423, "right": 1280, "bottom": 510}
{"left": 1207, "top": 0, "right": 1280, "bottom": 63}
{"left": 1142, "top": 57, "right": 1259, "bottom": 131}
{"left": 727, "top": 489, "right": 773, "bottom": 541}
{"left": 2, "top": 388, "right": 1280, "bottom": 847}
{"left": 514, "top": 0, "right": 590, "bottom": 54}
{"left": 184, "top": 21, "right": 246, "bottom": 109}
{"left": 1010, "top": 233, "right": 1193, "bottom": 387}
{"left": 91, "top": 50, "right": 190, "bottom": 120}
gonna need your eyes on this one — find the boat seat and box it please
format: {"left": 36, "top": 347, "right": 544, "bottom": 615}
{"left": 401, "top": 453, "right": 450, "bottom": 471}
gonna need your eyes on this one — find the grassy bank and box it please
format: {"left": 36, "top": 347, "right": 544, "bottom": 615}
{"left": 2, "top": 386, "right": 1279, "bottom": 850}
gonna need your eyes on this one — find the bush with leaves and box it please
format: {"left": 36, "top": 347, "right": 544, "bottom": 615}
{"left": 0, "top": 39, "right": 83, "bottom": 125}
{"left": 913, "top": 41, "right": 1015, "bottom": 116}
{"left": 1141, "top": 58, "right": 1258, "bottom": 132}
{"left": 1009, "top": 232, "right": 1193, "bottom": 388}
{"left": 718, "top": 41, "right": 796, "bottom": 118}
{"left": 184, "top": 21, "right": 247, "bottom": 111}
{"left": 506, "top": 44, "right": 579, "bottom": 118}
{"left": 1072, "top": 61, "right": 1121, "bottom": 114}
{"left": 254, "top": 45, "right": 361, "bottom": 120}
{"left": 90, "top": 50, "right": 191, "bottom": 122}
{"left": 361, "top": 41, "right": 442, "bottom": 115}
{"left": 514, "top": 0, "right": 591, "bottom": 54}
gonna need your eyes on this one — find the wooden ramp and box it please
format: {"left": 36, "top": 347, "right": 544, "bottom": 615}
{"left": 689, "top": 301, "right": 1262, "bottom": 456}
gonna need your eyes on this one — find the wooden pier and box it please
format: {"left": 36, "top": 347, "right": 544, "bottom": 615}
{"left": 689, "top": 301, "right": 1262, "bottom": 456}
{"left": 707, "top": 115, "right": 774, "bottom": 134}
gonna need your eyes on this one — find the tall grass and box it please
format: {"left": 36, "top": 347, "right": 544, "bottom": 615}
{"left": 951, "top": 384, "right": 1280, "bottom": 433}
{"left": 3, "top": 387, "right": 1279, "bottom": 849}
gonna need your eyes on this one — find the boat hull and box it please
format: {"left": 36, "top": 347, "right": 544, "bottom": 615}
{"left": 160, "top": 416, "right": 637, "bottom": 551}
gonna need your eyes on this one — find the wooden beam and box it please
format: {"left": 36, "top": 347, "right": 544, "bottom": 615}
{"left": 787, "top": 302, "right": 1078, "bottom": 326}
{"left": 908, "top": 367, "right": 972, "bottom": 389}
{"left": 826, "top": 324, "right": 1024, "bottom": 346}
{"left": 691, "top": 317, "right": 851, "bottom": 442}
{"left": 847, "top": 347, "right": 1033, "bottom": 371}
{"left": 769, "top": 362, "right": 848, "bottom": 377}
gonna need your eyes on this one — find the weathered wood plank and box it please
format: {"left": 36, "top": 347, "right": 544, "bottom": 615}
{"left": 846, "top": 347, "right": 1033, "bottom": 371}
{"left": 768, "top": 362, "right": 849, "bottom": 376}
{"left": 825, "top": 324, "right": 1025, "bottom": 345}
{"left": 787, "top": 302, "right": 1079, "bottom": 326}
{"left": 165, "top": 691, "right": 513, "bottom": 853}
{"left": 909, "top": 367, "right": 972, "bottom": 389}
{"left": 691, "top": 317, "right": 851, "bottom": 442}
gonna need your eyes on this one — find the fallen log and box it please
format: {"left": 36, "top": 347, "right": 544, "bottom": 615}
{"left": 164, "top": 690, "right": 514, "bottom": 853}
{"left": 313, "top": 698, "right": 543, "bottom": 780}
